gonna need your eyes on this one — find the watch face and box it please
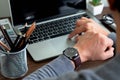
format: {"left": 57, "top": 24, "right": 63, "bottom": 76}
{"left": 64, "top": 47, "right": 78, "bottom": 59}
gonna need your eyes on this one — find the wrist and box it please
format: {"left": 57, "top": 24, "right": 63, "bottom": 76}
{"left": 63, "top": 47, "right": 81, "bottom": 70}
{"left": 73, "top": 46, "right": 88, "bottom": 63}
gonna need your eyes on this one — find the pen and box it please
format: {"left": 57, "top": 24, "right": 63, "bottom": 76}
{"left": 0, "top": 40, "right": 11, "bottom": 51}
{"left": 10, "top": 34, "right": 22, "bottom": 52}
{"left": 13, "top": 35, "right": 26, "bottom": 51}
{"left": 13, "top": 34, "right": 22, "bottom": 46}
{"left": 0, "top": 25, "right": 14, "bottom": 48}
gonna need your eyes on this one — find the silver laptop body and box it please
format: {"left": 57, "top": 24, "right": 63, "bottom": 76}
{"left": 8, "top": 0, "right": 110, "bottom": 61}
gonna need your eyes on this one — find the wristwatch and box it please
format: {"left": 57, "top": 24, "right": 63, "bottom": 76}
{"left": 63, "top": 47, "right": 81, "bottom": 70}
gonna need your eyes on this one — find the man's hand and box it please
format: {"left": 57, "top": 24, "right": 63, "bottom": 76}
{"left": 73, "top": 31, "right": 114, "bottom": 63}
{"left": 68, "top": 17, "right": 109, "bottom": 39}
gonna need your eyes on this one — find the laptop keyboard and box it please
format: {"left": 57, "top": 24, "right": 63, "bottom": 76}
{"left": 25, "top": 13, "right": 90, "bottom": 44}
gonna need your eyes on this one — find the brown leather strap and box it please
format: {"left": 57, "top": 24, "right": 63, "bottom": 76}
{"left": 73, "top": 56, "right": 81, "bottom": 70}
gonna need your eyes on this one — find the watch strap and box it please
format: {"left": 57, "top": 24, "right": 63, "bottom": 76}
{"left": 63, "top": 47, "right": 81, "bottom": 70}
{"left": 73, "top": 55, "right": 81, "bottom": 70}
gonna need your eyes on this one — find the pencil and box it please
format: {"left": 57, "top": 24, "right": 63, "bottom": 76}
{"left": 25, "top": 22, "right": 36, "bottom": 40}
{"left": 13, "top": 35, "right": 26, "bottom": 51}
{"left": 0, "top": 41, "right": 11, "bottom": 51}
{"left": 0, "top": 25, "right": 13, "bottom": 48}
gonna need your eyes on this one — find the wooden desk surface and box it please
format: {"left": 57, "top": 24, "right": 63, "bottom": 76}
{"left": 0, "top": 7, "right": 113, "bottom": 80}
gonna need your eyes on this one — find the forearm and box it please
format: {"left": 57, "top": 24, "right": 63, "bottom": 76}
{"left": 23, "top": 54, "right": 74, "bottom": 80}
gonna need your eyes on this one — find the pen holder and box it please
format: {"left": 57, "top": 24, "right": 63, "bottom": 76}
{"left": 0, "top": 45, "right": 28, "bottom": 79}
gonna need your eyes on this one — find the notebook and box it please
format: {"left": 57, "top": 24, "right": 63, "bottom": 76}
{"left": 9, "top": 0, "right": 110, "bottom": 61}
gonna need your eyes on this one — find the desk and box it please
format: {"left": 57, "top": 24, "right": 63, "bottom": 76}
{"left": 0, "top": 7, "right": 113, "bottom": 80}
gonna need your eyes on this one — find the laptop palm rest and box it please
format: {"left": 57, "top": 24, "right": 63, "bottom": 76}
{"left": 27, "top": 34, "right": 75, "bottom": 61}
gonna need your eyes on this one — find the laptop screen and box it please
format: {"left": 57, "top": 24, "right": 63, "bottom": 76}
{"left": 9, "top": 0, "right": 86, "bottom": 26}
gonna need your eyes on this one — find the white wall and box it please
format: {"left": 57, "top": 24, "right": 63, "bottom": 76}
{"left": 102, "top": 0, "right": 109, "bottom": 7}
{"left": 0, "top": 0, "right": 10, "bottom": 18}
{"left": 0, "top": 0, "right": 109, "bottom": 18}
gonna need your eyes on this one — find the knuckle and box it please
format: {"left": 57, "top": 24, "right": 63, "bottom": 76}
{"left": 85, "top": 23, "right": 91, "bottom": 29}
{"left": 76, "top": 20, "right": 79, "bottom": 25}
{"left": 76, "top": 19, "right": 80, "bottom": 23}
{"left": 109, "top": 38, "right": 114, "bottom": 45}
{"left": 95, "top": 33, "right": 101, "bottom": 37}
{"left": 88, "top": 19, "right": 93, "bottom": 22}
{"left": 85, "top": 23, "right": 89, "bottom": 26}
{"left": 95, "top": 33, "right": 107, "bottom": 44}
{"left": 81, "top": 17, "right": 85, "bottom": 19}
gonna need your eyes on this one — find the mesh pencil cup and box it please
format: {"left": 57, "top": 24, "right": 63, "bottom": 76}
{"left": 0, "top": 45, "right": 28, "bottom": 79}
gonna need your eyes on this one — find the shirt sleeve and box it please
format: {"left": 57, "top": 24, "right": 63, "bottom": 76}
{"left": 23, "top": 54, "right": 104, "bottom": 80}
{"left": 23, "top": 54, "right": 120, "bottom": 80}
{"left": 23, "top": 54, "right": 74, "bottom": 80}
{"left": 94, "top": 54, "right": 120, "bottom": 80}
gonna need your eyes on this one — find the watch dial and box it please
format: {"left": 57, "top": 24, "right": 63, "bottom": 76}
{"left": 64, "top": 48, "right": 78, "bottom": 59}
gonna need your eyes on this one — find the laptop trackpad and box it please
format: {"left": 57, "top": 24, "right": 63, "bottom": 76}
{"left": 51, "top": 35, "right": 75, "bottom": 54}
{"left": 27, "top": 40, "right": 57, "bottom": 61}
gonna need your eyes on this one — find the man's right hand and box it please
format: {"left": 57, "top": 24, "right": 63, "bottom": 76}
{"left": 73, "top": 31, "right": 114, "bottom": 63}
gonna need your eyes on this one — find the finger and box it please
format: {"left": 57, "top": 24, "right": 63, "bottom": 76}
{"left": 104, "top": 39, "right": 114, "bottom": 52}
{"left": 74, "top": 35, "right": 80, "bottom": 42}
{"left": 100, "top": 35, "right": 114, "bottom": 51}
{"left": 102, "top": 47, "right": 114, "bottom": 60}
{"left": 68, "top": 26, "right": 85, "bottom": 39}
{"left": 69, "top": 18, "right": 92, "bottom": 39}
{"left": 68, "top": 19, "right": 85, "bottom": 39}
{"left": 76, "top": 18, "right": 90, "bottom": 27}
{"left": 80, "top": 17, "right": 93, "bottom": 23}
{"left": 81, "top": 17, "right": 89, "bottom": 20}
{"left": 107, "top": 38, "right": 114, "bottom": 47}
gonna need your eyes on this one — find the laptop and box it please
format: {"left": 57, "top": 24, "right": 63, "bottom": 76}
{"left": 8, "top": 0, "right": 110, "bottom": 61}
